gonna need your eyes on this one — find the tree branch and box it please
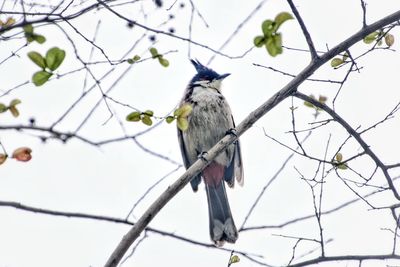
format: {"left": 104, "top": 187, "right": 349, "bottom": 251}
{"left": 288, "top": 254, "right": 400, "bottom": 267}
{"left": 104, "top": 9, "right": 400, "bottom": 267}
{"left": 287, "top": 0, "right": 318, "bottom": 59}
{"left": 294, "top": 91, "right": 400, "bottom": 200}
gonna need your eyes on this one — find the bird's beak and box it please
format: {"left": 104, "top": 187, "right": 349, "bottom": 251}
{"left": 218, "top": 73, "right": 231, "bottom": 80}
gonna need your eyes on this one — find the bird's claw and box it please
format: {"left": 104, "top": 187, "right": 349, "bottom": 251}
{"left": 225, "top": 128, "right": 237, "bottom": 137}
{"left": 198, "top": 151, "right": 208, "bottom": 163}
{"left": 226, "top": 128, "right": 238, "bottom": 144}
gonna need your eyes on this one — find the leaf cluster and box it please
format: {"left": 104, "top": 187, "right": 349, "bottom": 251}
{"left": 23, "top": 24, "right": 46, "bottom": 44}
{"left": 28, "top": 47, "right": 66, "bottom": 86}
{"left": 149, "top": 47, "right": 169, "bottom": 67}
{"left": 127, "top": 55, "right": 141, "bottom": 64}
{"left": 253, "top": 12, "right": 293, "bottom": 57}
{"left": 0, "top": 17, "right": 16, "bottom": 31}
{"left": 0, "top": 99, "right": 22, "bottom": 117}
{"left": 126, "top": 110, "right": 155, "bottom": 126}
{"left": 166, "top": 104, "right": 192, "bottom": 131}
{"left": 330, "top": 31, "right": 395, "bottom": 68}
{"left": 332, "top": 152, "right": 348, "bottom": 170}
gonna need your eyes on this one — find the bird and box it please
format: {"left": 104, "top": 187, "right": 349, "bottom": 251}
{"left": 177, "top": 59, "right": 244, "bottom": 246}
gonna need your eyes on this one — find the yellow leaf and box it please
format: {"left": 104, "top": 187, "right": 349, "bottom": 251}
{"left": 331, "top": 58, "right": 344, "bottom": 67}
{"left": 229, "top": 255, "right": 240, "bottom": 264}
{"left": 304, "top": 101, "right": 314, "bottom": 108}
{"left": 9, "top": 106, "right": 19, "bottom": 117}
{"left": 4, "top": 17, "right": 16, "bottom": 27}
{"left": 177, "top": 117, "right": 189, "bottom": 131}
{"left": 385, "top": 33, "right": 395, "bottom": 47}
{"left": 179, "top": 104, "right": 192, "bottom": 118}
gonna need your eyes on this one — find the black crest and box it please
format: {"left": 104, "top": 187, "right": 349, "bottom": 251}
{"left": 190, "top": 59, "right": 221, "bottom": 84}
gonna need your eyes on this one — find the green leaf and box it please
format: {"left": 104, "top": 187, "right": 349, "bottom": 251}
{"left": 32, "top": 71, "right": 52, "bottom": 86}
{"left": 342, "top": 52, "right": 349, "bottom": 61}
{"left": 177, "top": 117, "right": 189, "bottom": 131}
{"left": 274, "top": 12, "right": 294, "bottom": 30}
{"left": 23, "top": 24, "right": 33, "bottom": 34}
{"left": 0, "top": 103, "right": 7, "bottom": 113}
{"left": 28, "top": 51, "right": 46, "bottom": 69}
{"left": 158, "top": 57, "right": 169, "bottom": 67}
{"left": 166, "top": 116, "right": 175, "bottom": 123}
{"left": 253, "top": 36, "right": 265, "bottom": 47}
{"left": 303, "top": 101, "right": 314, "bottom": 108}
{"left": 266, "top": 34, "right": 282, "bottom": 57}
{"left": 141, "top": 115, "right": 153, "bottom": 126}
{"left": 127, "top": 55, "right": 141, "bottom": 64}
{"left": 33, "top": 34, "right": 46, "bottom": 44}
{"left": 126, "top": 111, "right": 141, "bottom": 122}
{"left": 337, "top": 163, "right": 348, "bottom": 170}
{"left": 45, "top": 47, "right": 66, "bottom": 71}
{"left": 149, "top": 47, "right": 158, "bottom": 57}
{"left": 330, "top": 58, "right": 344, "bottom": 67}
{"left": 26, "top": 35, "right": 35, "bottom": 43}
{"left": 9, "top": 99, "right": 21, "bottom": 107}
{"left": 261, "top": 19, "right": 275, "bottom": 37}
{"left": 363, "top": 31, "right": 379, "bottom": 44}
{"left": 174, "top": 107, "right": 183, "bottom": 117}
{"left": 143, "top": 110, "right": 154, "bottom": 116}
{"left": 336, "top": 153, "right": 343, "bottom": 162}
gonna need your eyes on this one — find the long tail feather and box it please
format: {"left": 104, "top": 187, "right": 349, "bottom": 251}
{"left": 204, "top": 163, "right": 238, "bottom": 246}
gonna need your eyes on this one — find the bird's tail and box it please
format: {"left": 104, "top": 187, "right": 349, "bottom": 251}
{"left": 204, "top": 173, "right": 238, "bottom": 246}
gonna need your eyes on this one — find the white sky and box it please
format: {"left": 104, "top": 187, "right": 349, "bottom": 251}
{"left": 1, "top": 0, "right": 400, "bottom": 266}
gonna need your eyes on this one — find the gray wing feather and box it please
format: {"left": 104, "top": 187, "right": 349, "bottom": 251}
{"left": 223, "top": 116, "right": 244, "bottom": 187}
{"left": 234, "top": 140, "right": 244, "bottom": 186}
{"left": 177, "top": 129, "right": 201, "bottom": 191}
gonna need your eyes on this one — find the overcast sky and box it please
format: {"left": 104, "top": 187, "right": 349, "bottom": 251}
{"left": 1, "top": 0, "right": 400, "bottom": 266}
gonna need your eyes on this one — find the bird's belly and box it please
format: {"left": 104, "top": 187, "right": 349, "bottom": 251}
{"left": 186, "top": 97, "right": 234, "bottom": 164}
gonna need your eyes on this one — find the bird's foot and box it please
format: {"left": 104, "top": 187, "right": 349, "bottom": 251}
{"left": 226, "top": 128, "right": 238, "bottom": 144}
{"left": 198, "top": 151, "right": 209, "bottom": 163}
{"left": 225, "top": 128, "right": 237, "bottom": 137}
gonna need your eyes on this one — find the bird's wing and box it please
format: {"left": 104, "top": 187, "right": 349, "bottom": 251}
{"left": 177, "top": 128, "right": 191, "bottom": 169}
{"left": 234, "top": 139, "right": 244, "bottom": 186}
{"left": 177, "top": 128, "right": 202, "bottom": 191}
{"left": 223, "top": 116, "right": 244, "bottom": 187}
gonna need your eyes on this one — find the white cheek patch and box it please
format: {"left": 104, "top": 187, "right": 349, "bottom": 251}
{"left": 193, "top": 80, "right": 209, "bottom": 86}
{"left": 209, "top": 79, "right": 221, "bottom": 89}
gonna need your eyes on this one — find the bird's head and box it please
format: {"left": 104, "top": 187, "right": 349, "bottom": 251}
{"left": 189, "top": 59, "right": 230, "bottom": 91}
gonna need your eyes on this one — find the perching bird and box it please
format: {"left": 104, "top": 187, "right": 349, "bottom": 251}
{"left": 177, "top": 59, "right": 243, "bottom": 246}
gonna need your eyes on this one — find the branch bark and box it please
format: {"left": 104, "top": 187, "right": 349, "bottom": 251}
{"left": 104, "top": 9, "right": 400, "bottom": 267}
